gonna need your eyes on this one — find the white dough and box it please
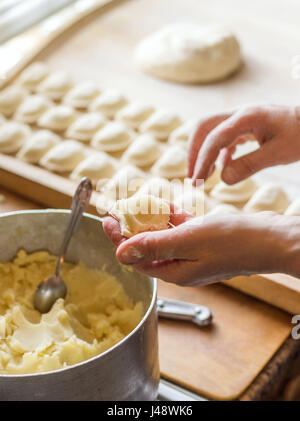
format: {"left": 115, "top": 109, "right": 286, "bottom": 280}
{"left": 152, "top": 145, "right": 187, "bottom": 178}
{"left": 38, "top": 105, "right": 76, "bottom": 131}
{"left": 14, "top": 95, "right": 52, "bottom": 123}
{"left": 40, "top": 140, "right": 85, "bottom": 172}
{"left": 102, "top": 165, "right": 145, "bottom": 200}
{"left": 210, "top": 178, "right": 256, "bottom": 204}
{"left": 91, "top": 121, "right": 133, "bottom": 152}
{"left": 168, "top": 119, "right": 197, "bottom": 147}
{"left": 70, "top": 152, "right": 116, "bottom": 185}
{"left": 244, "top": 183, "right": 289, "bottom": 214}
{"left": 207, "top": 204, "right": 240, "bottom": 215}
{"left": 0, "top": 121, "right": 30, "bottom": 153}
{"left": 135, "top": 23, "right": 241, "bottom": 84}
{"left": 0, "top": 114, "right": 6, "bottom": 125}
{"left": 89, "top": 90, "right": 127, "bottom": 118}
{"left": 64, "top": 81, "right": 100, "bottom": 109}
{"left": 174, "top": 189, "right": 207, "bottom": 216}
{"left": 18, "top": 62, "right": 49, "bottom": 91}
{"left": 135, "top": 177, "right": 174, "bottom": 201}
{"left": 116, "top": 102, "right": 154, "bottom": 129}
{"left": 37, "top": 71, "right": 73, "bottom": 101}
{"left": 66, "top": 112, "right": 107, "bottom": 142}
{"left": 0, "top": 86, "right": 26, "bottom": 117}
{"left": 285, "top": 198, "right": 300, "bottom": 216}
{"left": 122, "top": 133, "right": 161, "bottom": 167}
{"left": 18, "top": 130, "right": 60, "bottom": 163}
{"left": 110, "top": 194, "right": 170, "bottom": 238}
{"left": 140, "top": 110, "right": 181, "bottom": 140}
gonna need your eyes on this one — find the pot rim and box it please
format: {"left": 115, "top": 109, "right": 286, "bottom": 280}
{"left": 0, "top": 209, "right": 157, "bottom": 378}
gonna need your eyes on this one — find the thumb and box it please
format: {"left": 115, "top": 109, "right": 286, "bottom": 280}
{"left": 221, "top": 146, "right": 269, "bottom": 184}
{"left": 116, "top": 227, "right": 185, "bottom": 265}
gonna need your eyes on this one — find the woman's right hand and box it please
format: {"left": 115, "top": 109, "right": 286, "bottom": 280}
{"left": 188, "top": 105, "right": 300, "bottom": 185}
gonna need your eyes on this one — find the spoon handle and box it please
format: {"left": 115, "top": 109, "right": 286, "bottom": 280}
{"left": 55, "top": 177, "right": 93, "bottom": 277}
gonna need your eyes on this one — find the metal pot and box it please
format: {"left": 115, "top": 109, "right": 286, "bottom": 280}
{"left": 0, "top": 210, "right": 159, "bottom": 401}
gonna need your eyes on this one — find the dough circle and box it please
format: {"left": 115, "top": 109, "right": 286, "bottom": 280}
{"left": 135, "top": 23, "right": 241, "bottom": 84}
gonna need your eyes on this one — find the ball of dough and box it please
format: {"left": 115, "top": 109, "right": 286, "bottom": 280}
{"left": 18, "top": 130, "right": 60, "bottom": 163}
{"left": 122, "top": 133, "right": 161, "bottom": 167}
{"left": 37, "top": 71, "right": 73, "bottom": 101}
{"left": 135, "top": 23, "right": 241, "bottom": 84}
{"left": 168, "top": 119, "right": 197, "bottom": 147}
{"left": 210, "top": 178, "right": 256, "bottom": 204}
{"left": 40, "top": 139, "right": 85, "bottom": 172}
{"left": 152, "top": 145, "right": 187, "bottom": 178}
{"left": 244, "top": 183, "right": 289, "bottom": 214}
{"left": 110, "top": 194, "right": 170, "bottom": 238}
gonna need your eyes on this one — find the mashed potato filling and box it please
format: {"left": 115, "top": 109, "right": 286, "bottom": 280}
{"left": 0, "top": 250, "right": 143, "bottom": 374}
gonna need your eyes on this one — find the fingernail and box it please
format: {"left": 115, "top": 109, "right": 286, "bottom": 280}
{"left": 222, "top": 166, "right": 238, "bottom": 184}
{"left": 118, "top": 246, "right": 144, "bottom": 264}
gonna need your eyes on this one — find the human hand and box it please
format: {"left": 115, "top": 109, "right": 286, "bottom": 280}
{"left": 188, "top": 105, "right": 300, "bottom": 185}
{"left": 103, "top": 208, "right": 300, "bottom": 286}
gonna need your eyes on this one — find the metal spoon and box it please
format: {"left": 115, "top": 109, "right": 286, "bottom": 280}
{"left": 34, "top": 177, "right": 93, "bottom": 313}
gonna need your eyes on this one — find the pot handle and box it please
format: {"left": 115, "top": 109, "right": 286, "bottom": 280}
{"left": 157, "top": 297, "right": 212, "bottom": 327}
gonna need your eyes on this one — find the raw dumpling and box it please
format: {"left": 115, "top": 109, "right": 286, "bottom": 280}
{"left": 168, "top": 120, "right": 197, "bottom": 147}
{"left": 285, "top": 198, "right": 300, "bottom": 216}
{"left": 140, "top": 110, "right": 181, "bottom": 140}
{"left": 38, "top": 105, "right": 76, "bottom": 131}
{"left": 122, "top": 133, "right": 161, "bottom": 167}
{"left": 152, "top": 145, "right": 187, "bottom": 178}
{"left": 37, "top": 71, "right": 73, "bottom": 101}
{"left": 210, "top": 178, "right": 256, "bottom": 204}
{"left": 91, "top": 121, "right": 133, "bottom": 152}
{"left": 0, "top": 86, "right": 26, "bottom": 117}
{"left": 18, "top": 130, "right": 60, "bottom": 163}
{"left": 0, "top": 114, "right": 6, "bottom": 125}
{"left": 207, "top": 204, "right": 240, "bottom": 215}
{"left": 116, "top": 102, "right": 154, "bottom": 129}
{"left": 66, "top": 112, "right": 107, "bottom": 142}
{"left": 70, "top": 152, "right": 115, "bottom": 185}
{"left": 102, "top": 165, "right": 145, "bottom": 200}
{"left": 244, "top": 183, "right": 289, "bottom": 214}
{"left": 64, "top": 81, "right": 100, "bottom": 109}
{"left": 18, "top": 62, "right": 49, "bottom": 91}
{"left": 0, "top": 121, "right": 30, "bottom": 153}
{"left": 40, "top": 140, "right": 85, "bottom": 172}
{"left": 174, "top": 189, "right": 207, "bottom": 216}
{"left": 203, "top": 168, "right": 221, "bottom": 192}
{"left": 14, "top": 95, "right": 52, "bottom": 123}
{"left": 135, "top": 177, "right": 174, "bottom": 201}
{"left": 89, "top": 90, "right": 127, "bottom": 118}
{"left": 110, "top": 194, "right": 170, "bottom": 238}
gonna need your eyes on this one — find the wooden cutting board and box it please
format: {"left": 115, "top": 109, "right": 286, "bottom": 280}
{"left": 0, "top": 0, "right": 299, "bottom": 399}
{"left": 0, "top": 186, "right": 292, "bottom": 400}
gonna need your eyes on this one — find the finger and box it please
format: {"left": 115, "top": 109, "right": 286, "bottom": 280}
{"left": 187, "top": 113, "right": 232, "bottom": 177}
{"left": 116, "top": 226, "right": 191, "bottom": 265}
{"left": 102, "top": 216, "right": 127, "bottom": 247}
{"left": 221, "top": 140, "right": 277, "bottom": 184}
{"left": 192, "top": 108, "right": 264, "bottom": 182}
{"left": 169, "top": 202, "right": 194, "bottom": 226}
